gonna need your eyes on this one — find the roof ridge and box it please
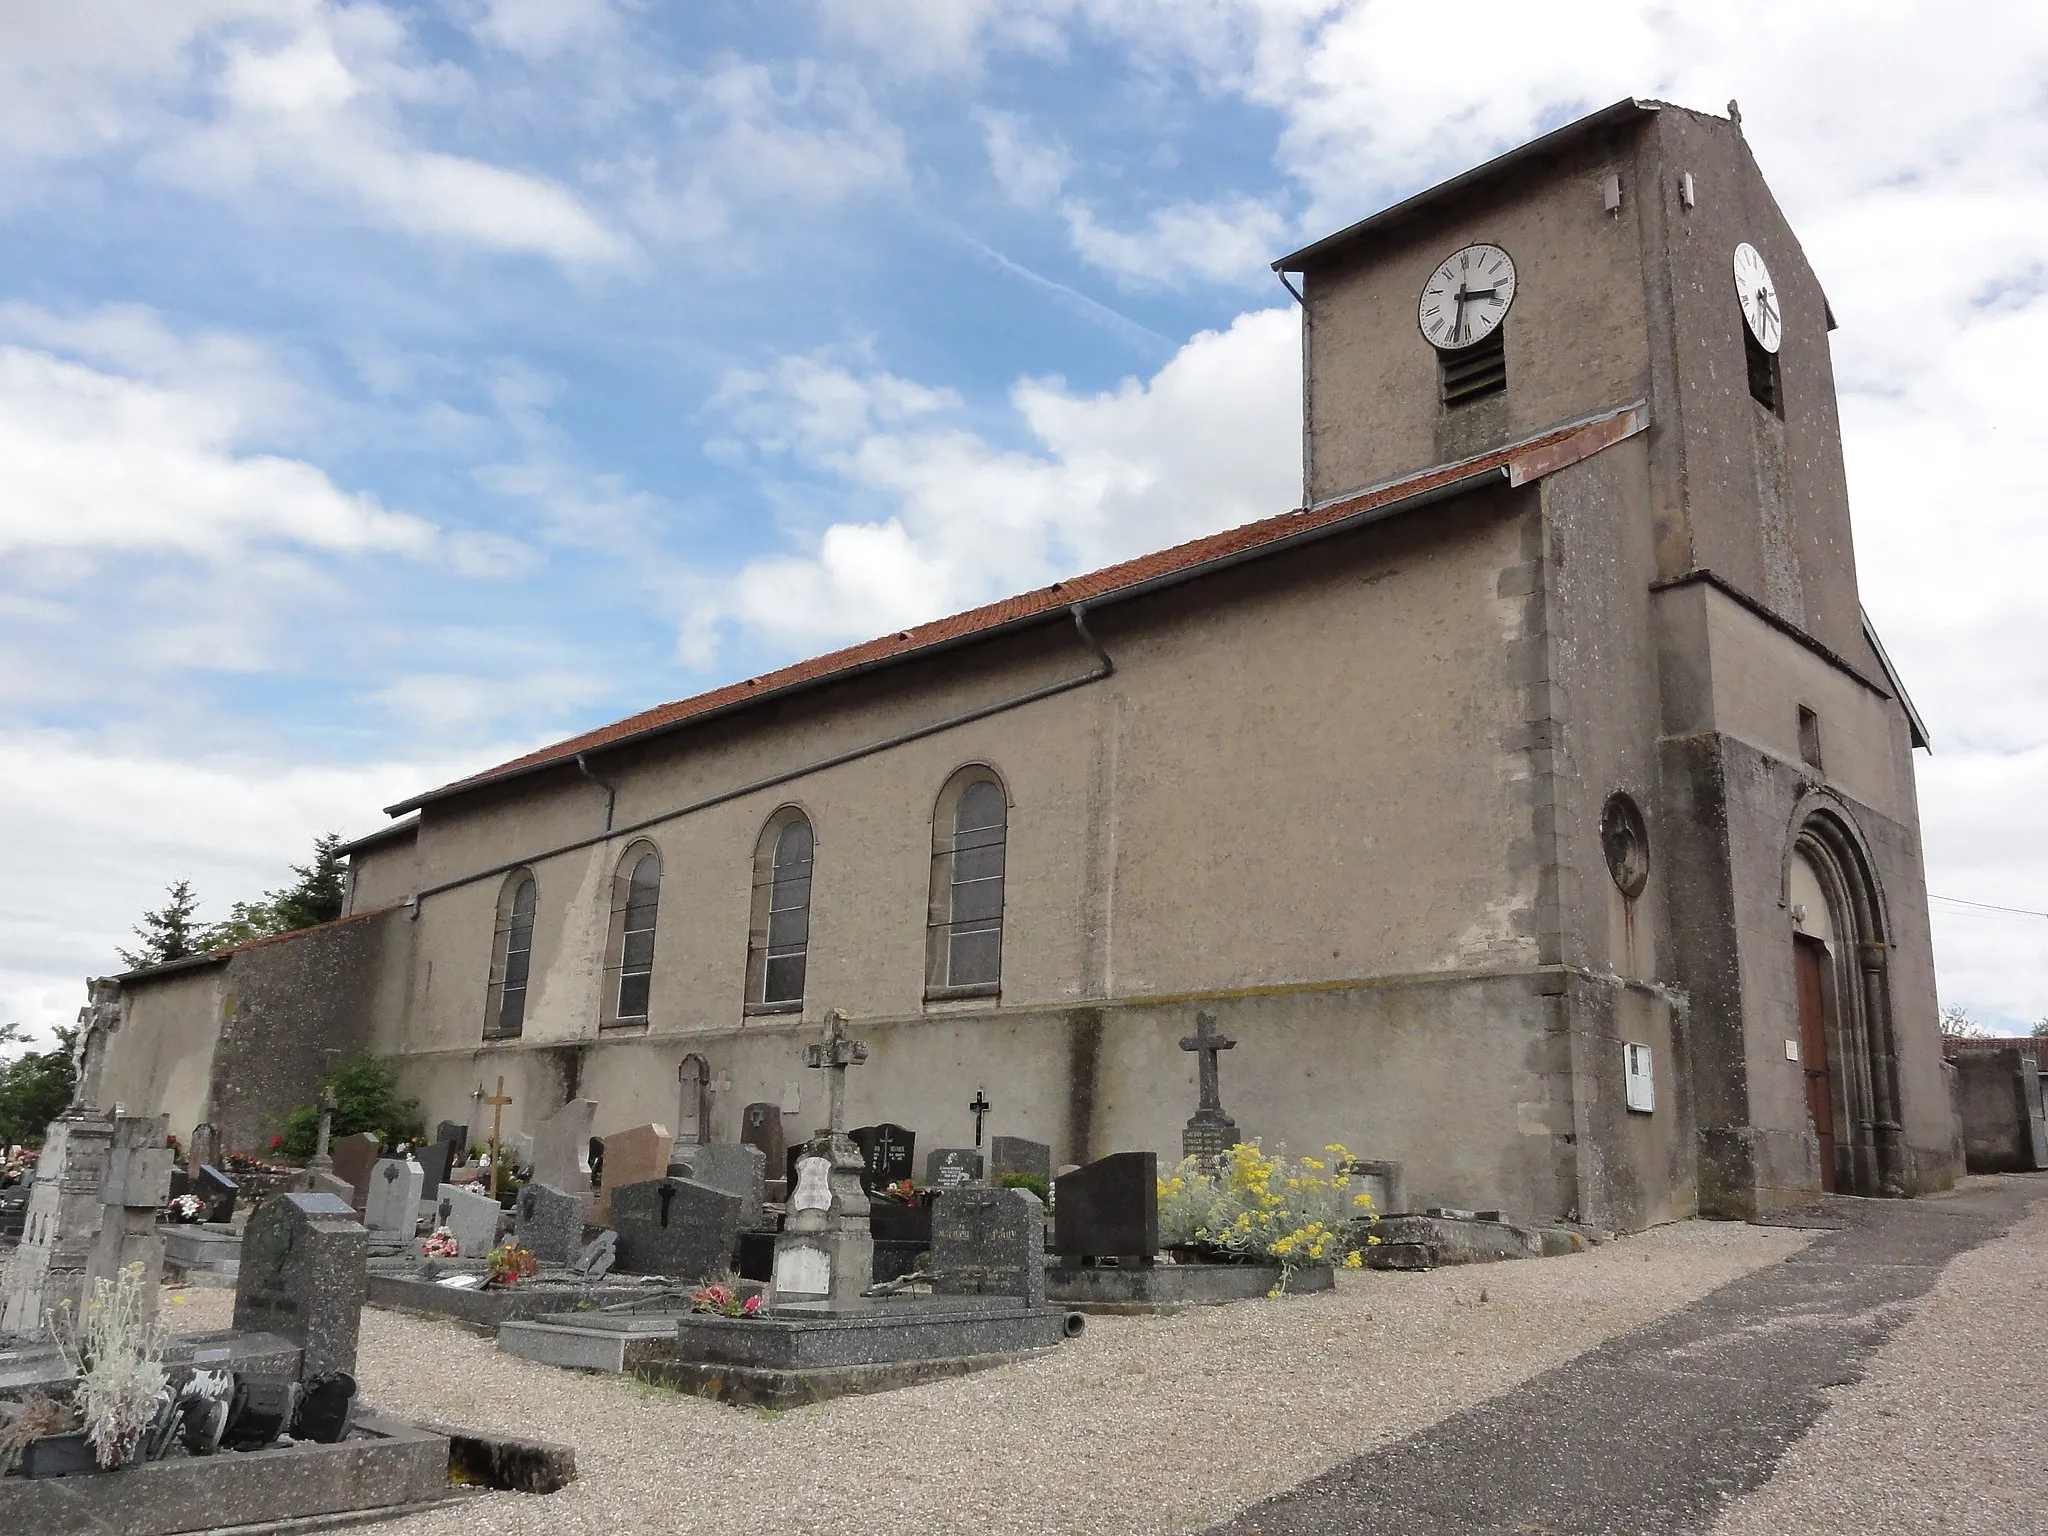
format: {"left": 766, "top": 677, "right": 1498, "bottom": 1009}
{"left": 384, "top": 401, "right": 1645, "bottom": 817}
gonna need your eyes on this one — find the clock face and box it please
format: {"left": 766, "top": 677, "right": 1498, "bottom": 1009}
{"left": 1732, "top": 242, "right": 1782, "bottom": 353}
{"left": 1418, "top": 243, "right": 1517, "bottom": 351}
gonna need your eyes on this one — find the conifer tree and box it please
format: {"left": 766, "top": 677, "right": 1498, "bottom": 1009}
{"left": 117, "top": 879, "right": 208, "bottom": 970}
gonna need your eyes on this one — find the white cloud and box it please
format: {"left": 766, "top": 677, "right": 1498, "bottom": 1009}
{"left": 0, "top": 728, "right": 478, "bottom": 1043}
{"left": 1064, "top": 195, "right": 1289, "bottom": 286}
{"left": 368, "top": 669, "right": 609, "bottom": 738}
{"left": 977, "top": 108, "right": 1072, "bottom": 208}
{"left": 458, "top": 0, "right": 624, "bottom": 59}
{"left": 0, "top": 1, "right": 626, "bottom": 265}
{"left": 699, "top": 307, "right": 1300, "bottom": 650}
{"left": 815, "top": 0, "right": 1069, "bottom": 80}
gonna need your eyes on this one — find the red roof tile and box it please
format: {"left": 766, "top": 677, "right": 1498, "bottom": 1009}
{"left": 387, "top": 403, "right": 1646, "bottom": 816}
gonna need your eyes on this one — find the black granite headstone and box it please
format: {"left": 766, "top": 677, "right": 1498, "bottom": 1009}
{"left": 232, "top": 1193, "right": 368, "bottom": 1380}
{"left": 1053, "top": 1151, "right": 1159, "bottom": 1262}
{"left": 610, "top": 1177, "right": 742, "bottom": 1281}
{"left": 514, "top": 1181, "right": 584, "bottom": 1266}
{"left": 196, "top": 1164, "right": 239, "bottom": 1224}
{"left": 850, "top": 1123, "right": 916, "bottom": 1192}
{"left": 990, "top": 1135, "right": 1053, "bottom": 1186}
{"left": 932, "top": 1186, "right": 1045, "bottom": 1306}
{"left": 429, "top": 1122, "right": 469, "bottom": 1189}
{"left": 924, "top": 1147, "right": 984, "bottom": 1188}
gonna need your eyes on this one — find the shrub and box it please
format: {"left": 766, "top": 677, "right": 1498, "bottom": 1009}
{"left": 1157, "top": 1141, "right": 1376, "bottom": 1274}
{"left": 277, "top": 1054, "right": 423, "bottom": 1159}
{"left": 996, "top": 1171, "right": 1050, "bottom": 1204}
{"left": 51, "top": 1263, "right": 168, "bottom": 1468}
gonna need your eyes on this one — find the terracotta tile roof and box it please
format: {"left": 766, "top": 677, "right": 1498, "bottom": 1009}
{"left": 387, "top": 402, "right": 1646, "bottom": 816}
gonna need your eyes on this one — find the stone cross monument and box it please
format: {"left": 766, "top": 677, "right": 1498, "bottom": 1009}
{"left": 768, "top": 1010, "right": 873, "bottom": 1308}
{"left": 1179, "top": 1011, "right": 1242, "bottom": 1161}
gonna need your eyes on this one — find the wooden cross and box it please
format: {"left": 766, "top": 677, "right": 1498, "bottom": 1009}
{"left": 480, "top": 1076, "right": 513, "bottom": 1197}
{"left": 1178, "top": 1011, "right": 1237, "bottom": 1116}
{"left": 968, "top": 1088, "right": 992, "bottom": 1148}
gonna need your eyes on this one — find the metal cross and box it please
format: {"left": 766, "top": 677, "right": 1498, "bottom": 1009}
{"left": 480, "top": 1075, "right": 513, "bottom": 1197}
{"left": 968, "top": 1089, "right": 991, "bottom": 1147}
{"left": 1178, "top": 1011, "right": 1237, "bottom": 1115}
{"left": 804, "top": 1009, "right": 868, "bottom": 1137}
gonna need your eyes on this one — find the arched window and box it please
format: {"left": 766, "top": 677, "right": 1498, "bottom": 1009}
{"left": 746, "top": 810, "right": 813, "bottom": 1011}
{"left": 486, "top": 869, "right": 537, "bottom": 1038}
{"left": 603, "top": 843, "right": 661, "bottom": 1025}
{"left": 927, "top": 769, "right": 1007, "bottom": 997}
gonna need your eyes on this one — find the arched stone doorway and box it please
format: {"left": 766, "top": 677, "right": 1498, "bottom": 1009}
{"left": 1784, "top": 803, "right": 1906, "bottom": 1197}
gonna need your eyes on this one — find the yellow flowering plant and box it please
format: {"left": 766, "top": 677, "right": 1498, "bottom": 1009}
{"left": 1157, "top": 1141, "right": 1376, "bottom": 1277}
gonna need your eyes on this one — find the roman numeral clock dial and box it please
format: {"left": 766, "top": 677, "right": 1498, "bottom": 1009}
{"left": 1732, "top": 241, "right": 1782, "bottom": 352}
{"left": 1418, "top": 243, "right": 1517, "bottom": 349}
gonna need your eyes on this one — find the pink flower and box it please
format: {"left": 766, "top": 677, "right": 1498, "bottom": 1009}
{"left": 742, "top": 1295, "right": 761, "bottom": 1315}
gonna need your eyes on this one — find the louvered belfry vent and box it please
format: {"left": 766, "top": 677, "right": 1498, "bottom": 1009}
{"left": 1439, "top": 327, "right": 1507, "bottom": 406}
{"left": 1745, "top": 326, "right": 1782, "bottom": 415}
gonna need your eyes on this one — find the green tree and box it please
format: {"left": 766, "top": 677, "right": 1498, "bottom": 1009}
{"left": 277, "top": 1053, "right": 423, "bottom": 1160}
{"left": 197, "top": 833, "right": 350, "bottom": 952}
{"left": 0, "top": 1022, "right": 79, "bottom": 1147}
{"left": 117, "top": 879, "right": 209, "bottom": 970}
{"left": 2033, "top": 1017, "right": 2048, "bottom": 1040}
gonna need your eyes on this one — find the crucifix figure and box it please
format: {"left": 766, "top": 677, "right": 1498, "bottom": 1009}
{"left": 968, "top": 1088, "right": 991, "bottom": 1148}
{"left": 1178, "top": 1010, "right": 1242, "bottom": 1162}
{"left": 480, "top": 1076, "right": 513, "bottom": 1197}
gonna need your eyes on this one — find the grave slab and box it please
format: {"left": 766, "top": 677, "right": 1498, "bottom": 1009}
{"left": 932, "top": 1186, "right": 1045, "bottom": 1307}
{"left": 1053, "top": 1151, "right": 1159, "bottom": 1262}
{"left": 925, "top": 1147, "right": 984, "bottom": 1188}
{"left": 433, "top": 1183, "right": 504, "bottom": 1257}
{"left": 667, "top": 1143, "right": 768, "bottom": 1225}
{"left": 329, "top": 1131, "right": 383, "bottom": 1211}
{"left": 610, "top": 1176, "right": 741, "bottom": 1280}
{"left": 365, "top": 1157, "right": 425, "bottom": 1237}
{"left": 989, "top": 1136, "right": 1053, "bottom": 1186}
{"left": 1046, "top": 1259, "right": 1335, "bottom": 1312}
{"left": 513, "top": 1181, "right": 585, "bottom": 1265}
{"left": 597, "top": 1123, "right": 672, "bottom": 1224}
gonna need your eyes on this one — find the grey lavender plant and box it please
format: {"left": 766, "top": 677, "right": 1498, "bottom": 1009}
{"left": 51, "top": 1263, "right": 169, "bottom": 1468}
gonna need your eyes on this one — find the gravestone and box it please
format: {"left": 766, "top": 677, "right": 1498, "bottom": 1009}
{"left": 195, "top": 1164, "right": 238, "bottom": 1224}
{"left": 932, "top": 1186, "right": 1046, "bottom": 1307}
{"left": 1, "top": 1110, "right": 173, "bottom": 1336}
{"left": 571, "top": 1229, "right": 617, "bottom": 1280}
{"left": 1179, "top": 1011, "right": 1242, "bottom": 1160}
{"left": 596, "top": 1123, "right": 672, "bottom": 1225}
{"left": 769, "top": 1012, "right": 873, "bottom": 1307}
{"left": 329, "top": 1133, "right": 383, "bottom": 1212}
{"left": 532, "top": 1099, "right": 597, "bottom": 1194}
{"left": 610, "top": 1177, "right": 742, "bottom": 1280}
{"left": 990, "top": 1135, "right": 1053, "bottom": 1187}
{"left": 434, "top": 1183, "right": 503, "bottom": 1257}
{"left": 1053, "top": 1152, "right": 1158, "bottom": 1262}
{"left": 1345, "top": 1158, "right": 1405, "bottom": 1216}
{"left": 428, "top": 1122, "right": 469, "bottom": 1190}
{"left": 233, "top": 1193, "right": 368, "bottom": 1380}
{"left": 189, "top": 1122, "right": 219, "bottom": 1172}
{"left": 514, "top": 1182, "right": 584, "bottom": 1265}
{"left": 668, "top": 1143, "right": 768, "bottom": 1227}
{"left": 363, "top": 1157, "right": 424, "bottom": 1238}
{"left": 850, "top": 1123, "right": 916, "bottom": 1192}
{"left": 739, "top": 1102, "right": 786, "bottom": 1186}
{"left": 925, "top": 1147, "right": 985, "bottom": 1188}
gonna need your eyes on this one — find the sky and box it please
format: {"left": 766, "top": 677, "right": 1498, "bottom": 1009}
{"left": 2, "top": 0, "right": 2046, "bottom": 1045}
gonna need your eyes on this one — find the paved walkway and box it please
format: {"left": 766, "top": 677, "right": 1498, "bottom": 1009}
{"left": 1213, "top": 1175, "right": 2048, "bottom": 1536}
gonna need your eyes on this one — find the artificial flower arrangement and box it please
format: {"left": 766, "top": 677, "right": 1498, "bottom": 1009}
{"left": 163, "top": 1193, "right": 206, "bottom": 1223}
{"left": 874, "top": 1178, "right": 929, "bottom": 1206}
{"left": 486, "top": 1243, "right": 538, "bottom": 1286}
{"left": 688, "top": 1282, "right": 761, "bottom": 1318}
{"left": 1157, "top": 1141, "right": 1380, "bottom": 1280}
{"left": 420, "top": 1226, "right": 461, "bottom": 1258}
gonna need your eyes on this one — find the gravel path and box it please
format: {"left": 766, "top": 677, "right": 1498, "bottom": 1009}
{"left": 1711, "top": 1184, "right": 2048, "bottom": 1535}
{"left": 169, "top": 1220, "right": 1804, "bottom": 1535}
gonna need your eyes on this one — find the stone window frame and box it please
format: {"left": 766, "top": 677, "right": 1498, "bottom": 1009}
{"left": 744, "top": 806, "right": 814, "bottom": 1015}
{"left": 600, "top": 840, "right": 662, "bottom": 1030}
{"left": 924, "top": 764, "right": 1009, "bottom": 1001}
{"left": 484, "top": 868, "right": 537, "bottom": 1039}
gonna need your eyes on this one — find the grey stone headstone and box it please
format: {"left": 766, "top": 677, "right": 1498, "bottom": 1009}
{"left": 363, "top": 1158, "right": 423, "bottom": 1237}
{"left": 571, "top": 1229, "right": 617, "bottom": 1280}
{"left": 434, "top": 1183, "right": 503, "bottom": 1257}
{"left": 610, "top": 1177, "right": 741, "bottom": 1282}
{"left": 1053, "top": 1151, "right": 1158, "bottom": 1261}
{"left": 925, "top": 1147, "right": 985, "bottom": 1188}
{"left": 990, "top": 1136, "right": 1053, "bottom": 1186}
{"left": 849, "top": 1123, "right": 916, "bottom": 1192}
{"left": 932, "top": 1186, "right": 1045, "bottom": 1307}
{"left": 667, "top": 1143, "right": 768, "bottom": 1228}
{"left": 233, "top": 1193, "right": 368, "bottom": 1380}
{"left": 1345, "top": 1158, "right": 1405, "bottom": 1217}
{"left": 515, "top": 1181, "right": 584, "bottom": 1265}
{"left": 532, "top": 1099, "right": 596, "bottom": 1193}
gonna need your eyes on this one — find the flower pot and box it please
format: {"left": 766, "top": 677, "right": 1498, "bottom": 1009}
{"left": 18, "top": 1431, "right": 113, "bottom": 1478}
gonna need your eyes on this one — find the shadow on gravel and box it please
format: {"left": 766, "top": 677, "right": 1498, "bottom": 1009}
{"left": 1211, "top": 1175, "right": 2048, "bottom": 1536}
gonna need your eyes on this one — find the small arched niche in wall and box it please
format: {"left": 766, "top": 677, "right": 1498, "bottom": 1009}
{"left": 1600, "top": 792, "right": 1650, "bottom": 899}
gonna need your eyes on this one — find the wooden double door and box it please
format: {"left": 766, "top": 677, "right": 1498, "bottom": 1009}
{"left": 1794, "top": 936, "right": 1838, "bottom": 1194}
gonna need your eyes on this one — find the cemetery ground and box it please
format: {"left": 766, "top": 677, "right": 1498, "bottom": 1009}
{"left": 159, "top": 1174, "right": 2048, "bottom": 1535}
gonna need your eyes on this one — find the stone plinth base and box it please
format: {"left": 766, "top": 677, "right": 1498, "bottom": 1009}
{"left": 1047, "top": 1261, "right": 1334, "bottom": 1313}
{"left": 0, "top": 1414, "right": 448, "bottom": 1535}
{"left": 365, "top": 1271, "right": 666, "bottom": 1332}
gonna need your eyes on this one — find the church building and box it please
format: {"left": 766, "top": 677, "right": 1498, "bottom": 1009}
{"left": 101, "top": 99, "right": 1956, "bottom": 1230}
